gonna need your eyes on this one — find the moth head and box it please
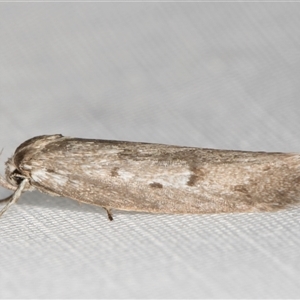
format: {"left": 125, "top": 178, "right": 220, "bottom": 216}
{"left": 4, "top": 134, "right": 64, "bottom": 189}
{"left": 5, "top": 157, "right": 25, "bottom": 187}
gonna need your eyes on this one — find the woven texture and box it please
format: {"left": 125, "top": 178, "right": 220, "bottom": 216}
{"left": 1, "top": 3, "right": 300, "bottom": 298}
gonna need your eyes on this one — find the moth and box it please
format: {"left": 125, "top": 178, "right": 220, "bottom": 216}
{"left": 0, "top": 134, "right": 300, "bottom": 220}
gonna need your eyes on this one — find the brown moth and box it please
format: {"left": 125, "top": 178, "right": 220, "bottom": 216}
{"left": 0, "top": 134, "right": 300, "bottom": 220}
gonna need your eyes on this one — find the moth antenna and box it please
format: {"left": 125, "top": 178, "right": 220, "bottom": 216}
{"left": 0, "top": 194, "right": 13, "bottom": 203}
{"left": 0, "top": 179, "right": 28, "bottom": 217}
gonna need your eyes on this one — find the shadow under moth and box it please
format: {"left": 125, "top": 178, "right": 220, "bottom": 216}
{"left": 0, "top": 134, "right": 300, "bottom": 220}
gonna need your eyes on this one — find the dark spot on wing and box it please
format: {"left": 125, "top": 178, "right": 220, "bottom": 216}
{"left": 149, "top": 182, "right": 163, "bottom": 188}
{"left": 110, "top": 167, "right": 119, "bottom": 177}
{"left": 263, "top": 165, "right": 271, "bottom": 171}
{"left": 233, "top": 185, "right": 251, "bottom": 198}
{"left": 187, "top": 167, "right": 206, "bottom": 186}
{"left": 187, "top": 174, "right": 198, "bottom": 186}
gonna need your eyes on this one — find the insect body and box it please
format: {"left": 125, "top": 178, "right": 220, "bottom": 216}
{"left": 1, "top": 134, "right": 300, "bottom": 220}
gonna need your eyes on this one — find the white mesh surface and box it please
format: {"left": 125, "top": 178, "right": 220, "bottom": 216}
{"left": 1, "top": 3, "right": 300, "bottom": 298}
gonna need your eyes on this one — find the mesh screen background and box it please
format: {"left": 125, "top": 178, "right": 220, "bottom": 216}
{"left": 1, "top": 3, "right": 300, "bottom": 298}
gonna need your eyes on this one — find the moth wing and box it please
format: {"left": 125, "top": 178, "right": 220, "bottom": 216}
{"left": 19, "top": 139, "right": 300, "bottom": 214}
{"left": 19, "top": 140, "right": 209, "bottom": 212}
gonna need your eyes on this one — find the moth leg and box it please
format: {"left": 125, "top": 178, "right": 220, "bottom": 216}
{"left": 0, "top": 178, "right": 28, "bottom": 217}
{"left": 104, "top": 207, "right": 113, "bottom": 221}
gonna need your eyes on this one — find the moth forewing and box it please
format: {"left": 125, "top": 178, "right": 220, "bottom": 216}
{"left": 1, "top": 134, "right": 300, "bottom": 220}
